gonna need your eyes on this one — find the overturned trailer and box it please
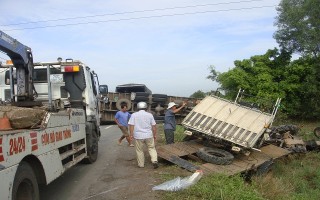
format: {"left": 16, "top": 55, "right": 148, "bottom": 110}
{"left": 158, "top": 93, "right": 320, "bottom": 175}
{"left": 157, "top": 93, "right": 291, "bottom": 175}
{"left": 182, "top": 94, "right": 281, "bottom": 152}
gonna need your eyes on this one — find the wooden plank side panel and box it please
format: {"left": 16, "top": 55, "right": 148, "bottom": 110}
{"left": 157, "top": 141, "right": 202, "bottom": 157}
{"left": 171, "top": 141, "right": 201, "bottom": 154}
{"left": 157, "top": 142, "right": 290, "bottom": 176}
{"left": 159, "top": 145, "right": 188, "bottom": 157}
{"left": 216, "top": 163, "right": 247, "bottom": 175}
{"left": 260, "top": 144, "right": 291, "bottom": 158}
{"left": 200, "top": 163, "right": 232, "bottom": 175}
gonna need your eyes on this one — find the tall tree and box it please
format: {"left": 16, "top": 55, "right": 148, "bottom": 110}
{"left": 190, "top": 90, "right": 206, "bottom": 98}
{"left": 274, "top": 0, "right": 320, "bottom": 58}
{"left": 208, "top": 49, "right": 320, "bottom": 119}
{"left": 215, "top": 49, "right": 288, "bottom": 106}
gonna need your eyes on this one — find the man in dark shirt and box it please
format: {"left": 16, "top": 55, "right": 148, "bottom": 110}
{"left": 164, "top": 101, "right": 186, "bottom": 144}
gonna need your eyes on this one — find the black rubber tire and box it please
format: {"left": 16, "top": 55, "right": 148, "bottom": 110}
{"left": 270, "top": 125, "right": 299, "bottom": 136}
{"left": 196, "top": 147, "right": 234, "bottom": 165}
{"left": 135, "top": 92, "right": 150, "bottom": 97}
{"left": 154, "top": 115, "right": 164, "bottom": 121}
{"left": 182, "top": 135, "right": 197, "bottom": 141}
{"left": 152, "top": 97, "right": 167, "bottom": 102}
{"left": 116, "top": 98, "right": 131, "bottom": 110}
{"left": 256, "top": 160, "right": 274, "bottom": 176}
{"left": 152, "top": 94, "right": 167, "bottom": 98}
{"left": 314, "top": 127, "right": 320, "bottom": 138}
{"left": 83, "top": 122, "right": 99, "bottom": 164}
{"left": 133, "top": 96, "right": 149, "bottom": 102}
{"left": 12, "top": 161, "right": 39, "bottom": 200}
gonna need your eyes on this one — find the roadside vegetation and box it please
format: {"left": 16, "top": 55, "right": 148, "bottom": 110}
{"left": 155, "top": 0, "right": 320, "bottom": 199}
{"left": 156, "top": 123, "right": 320, "bottom": 200}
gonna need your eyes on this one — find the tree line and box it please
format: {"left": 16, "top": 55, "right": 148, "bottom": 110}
{"left": 192, "top": 0, "right": 320, "bottom": 120}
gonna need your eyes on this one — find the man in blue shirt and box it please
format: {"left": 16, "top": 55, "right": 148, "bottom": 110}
{"left": 164, "top": 101, "right": 186, "bottom": 144}
{"left": 115, "top": 103, "right": 133, "bottom": 147}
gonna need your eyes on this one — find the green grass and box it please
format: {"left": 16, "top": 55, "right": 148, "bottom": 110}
{"left": 253, "top": 152, "right": 320, "bottom": 200}
{"left": 158, "top": 173, "right": 264, "bottom": 200}
{"left": 157, "top": 124, "right": 187, "bottom": 145}
{"left": 156, "top": 122, "right": 320, "bottom": 200}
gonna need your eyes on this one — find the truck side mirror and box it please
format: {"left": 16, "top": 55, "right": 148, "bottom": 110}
{"left": 99, "top": 85, "right": 108, "bottom": 94}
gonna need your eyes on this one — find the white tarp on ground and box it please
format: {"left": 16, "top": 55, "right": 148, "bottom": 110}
{"left": 152, "top": 170, "right": 203, "bottom": 191}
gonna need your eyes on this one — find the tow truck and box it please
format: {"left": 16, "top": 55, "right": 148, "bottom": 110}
{"left": 0, "top": 30, "right": 101, "bottom": 200}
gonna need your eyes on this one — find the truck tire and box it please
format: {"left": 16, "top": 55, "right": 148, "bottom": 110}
{"left": 133, "top": 96, "right": 149, "bottom": 102}
{"left": 196, "top": 147, "right": 234, "bottom": 165}
{"left": 152, "top": 94, "right": 167, "bottom": 98}
{"left": 270, "top": 125, "right": 299, "bottom": 136}
{"left": 314, "top": 127, "right": 320, "bottom": 138}
{"left": 152, "top": 97, "right": 167, "bottom": 102}
{"left": 154, "top": 115, "right": 164, "bottom": 121}
{"left": 12, "top": 161, "right": 39, "bottom": 200}
{"left": 134, "top": 92, "right": 149, "bottom": 97}
{"left": 116, "top": 98, "right": 131, "bottom": 110}
{"left": 83, "top": 123, "right": 99, "bottom": 164}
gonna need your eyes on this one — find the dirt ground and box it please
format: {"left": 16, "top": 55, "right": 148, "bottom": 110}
{"left": 40, "top": 125, "right": 190, "bottom": 200}
{"left": 99, "top": 127, "right": 190, "bottom": 200}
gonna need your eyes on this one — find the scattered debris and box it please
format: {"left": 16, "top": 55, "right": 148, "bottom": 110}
{"left": 152, "top": 170, "right": 203, "bottom": 191}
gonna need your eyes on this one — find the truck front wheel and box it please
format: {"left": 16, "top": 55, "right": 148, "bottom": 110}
{"left": 12, "top": 161, "right": 39, "bottom": 200}
{"left": 83, "top": 122, "right": 99, "bottom": 164}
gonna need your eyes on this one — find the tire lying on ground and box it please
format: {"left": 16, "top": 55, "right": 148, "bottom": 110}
{"left": 196, "top": 147, "right": 234, "bottom": 165}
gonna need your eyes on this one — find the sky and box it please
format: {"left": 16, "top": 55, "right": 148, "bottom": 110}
{"left": 0, "top": 0, "right": 281, "bottom": 97}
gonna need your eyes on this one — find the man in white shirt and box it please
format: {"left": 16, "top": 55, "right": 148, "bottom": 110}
{"left": 129, "top": 102, "right": 158, "bottom": 169}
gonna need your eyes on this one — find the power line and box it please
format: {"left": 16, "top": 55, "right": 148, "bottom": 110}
{"left": 1, "top": 0, "right": 267, "bottom": 27}
{"left": 3, "top": 5, "right": 276, "bottom": 32}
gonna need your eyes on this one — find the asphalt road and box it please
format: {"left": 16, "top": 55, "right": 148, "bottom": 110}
{"left": 40, "top": 125, "right": 160, "bottom": 200}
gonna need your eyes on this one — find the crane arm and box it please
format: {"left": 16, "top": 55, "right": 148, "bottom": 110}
{"left": 0, "top": 30, "right": 34, "bottom": 102}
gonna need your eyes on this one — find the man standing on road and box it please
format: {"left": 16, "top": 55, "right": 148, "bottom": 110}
{"left": 128, "top": 102, "right": 158, "bottom": 169}
{"left": 115, "top": 103, "right": 134, "bottom": 147}
{"left": 164, "top": 101, "right": 187, "bottom": 144}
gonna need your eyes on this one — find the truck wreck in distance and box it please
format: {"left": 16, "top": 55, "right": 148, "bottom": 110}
{"left": 99, "top": 83, "right": 200, "bottom": 124}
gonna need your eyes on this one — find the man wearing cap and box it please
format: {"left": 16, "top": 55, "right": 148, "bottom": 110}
{"left": 164, "top": 101, "right": 187, "bottom": 144}
{"left": 129, "top": 102, "right": 159, "bottom": 169}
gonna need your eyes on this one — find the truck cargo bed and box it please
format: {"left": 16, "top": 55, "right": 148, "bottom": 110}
{"left": 182, "top": 95, "right": 277, "bottom": 149}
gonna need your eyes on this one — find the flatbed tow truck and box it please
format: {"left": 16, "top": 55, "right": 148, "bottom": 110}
{"left": 0, "top": 30, "right": 101, "bottom": 200}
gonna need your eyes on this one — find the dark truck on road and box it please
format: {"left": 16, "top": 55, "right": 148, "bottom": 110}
{"left": 99, "top": 83, "right": 200, "bottom": 124}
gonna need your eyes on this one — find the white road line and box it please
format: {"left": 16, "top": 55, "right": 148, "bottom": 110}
{"left": 104, "top": 126, "right": 113, "bottom": 130}
{"left": 82, "top": 187, "right": 119, "bottom": 200}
